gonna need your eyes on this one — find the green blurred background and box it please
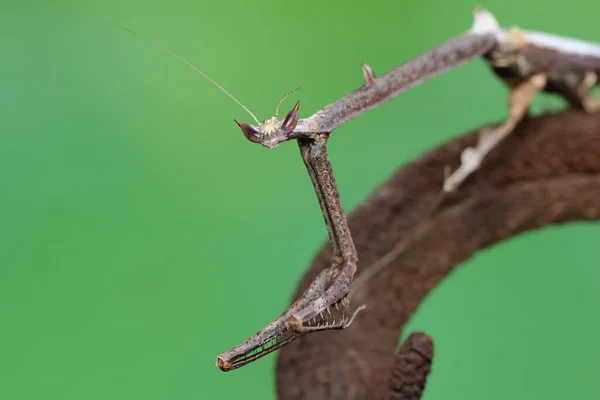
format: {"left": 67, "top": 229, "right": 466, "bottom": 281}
{"left": 1, "top": 0, "right": 599, "bottom": 399}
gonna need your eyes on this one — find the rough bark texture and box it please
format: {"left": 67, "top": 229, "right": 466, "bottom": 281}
{"left": 275, "top": 109, "right": 600, "bottom": 399}
{"left": 387, "top": 332, "right": 434, "bottom": 400}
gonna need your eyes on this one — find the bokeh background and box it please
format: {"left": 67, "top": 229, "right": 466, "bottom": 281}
{"left": 1, "top": 0, "right": 600, "bottom": 399}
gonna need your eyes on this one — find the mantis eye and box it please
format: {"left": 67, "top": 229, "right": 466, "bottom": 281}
{"left": 281, "top": 101, "right": 300, "bottom": 134}
{"left": 234, "top": 120, "right": 261, "bottom": 143}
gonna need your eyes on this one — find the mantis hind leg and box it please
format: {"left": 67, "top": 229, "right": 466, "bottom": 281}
{"left": 443, "top": 73, "right": 548, "bottom": 193}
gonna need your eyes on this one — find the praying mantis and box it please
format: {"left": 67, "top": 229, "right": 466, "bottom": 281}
{"left": 109, "top": 6, "right": 600, "bottom": 372}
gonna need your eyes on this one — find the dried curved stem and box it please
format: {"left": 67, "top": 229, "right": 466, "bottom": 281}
{"left": 388, "top": 332, "right": 434, "bottom": 400}
{"left": 275, "top": 109, "right": 600, "bottom": 399}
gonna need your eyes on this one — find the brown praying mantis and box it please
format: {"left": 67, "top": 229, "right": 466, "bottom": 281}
{"left": 109, "top": 6, "right": 600, "bottom": 372}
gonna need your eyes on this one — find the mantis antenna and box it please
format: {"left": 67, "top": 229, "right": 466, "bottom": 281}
{"left": 275, "top": 86, "right": 301, "bottom": 118}
{"left": 106, "top": 21, "right": 261, "bottom": 124}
